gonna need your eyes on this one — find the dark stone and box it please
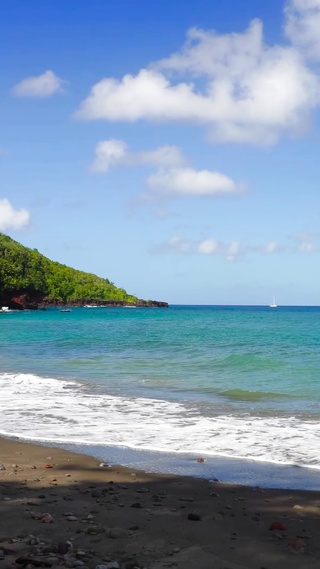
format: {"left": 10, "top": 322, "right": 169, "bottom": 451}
{"left": 187, "top": 513, "right": 201, "bottom": 521}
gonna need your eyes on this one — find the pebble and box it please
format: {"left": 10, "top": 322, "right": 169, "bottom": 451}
{"left": 86, "top": 526, "right": 105, "bottom": 535}
{"left": 187, "top": 512, "right": 201, "bottom": 521}
{"left": 108, "top": 528, "right": 128, "bottom": 539}
{"left": 41, "top": 513, "right": 54, "bottom": 523}
{"left": 58, "top": 543, "right": 70, "bottom": 555}
{"left": 66, "top": 516, "right": 78, "bottom": 522}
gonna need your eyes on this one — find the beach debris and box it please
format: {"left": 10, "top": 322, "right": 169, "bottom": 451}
{"left": 196, "top": 457, "right": 205, "bottom": 463}
{"left": 269, "top": 521, "right": 285, "bottom": 531}
{"left": 0, "top": 464, "right": 6, "bottom": 470}
{"left": 99, "top": 462, "right": 109, "bottom": 468}
{"left": 44, "top": 464, "right": 53, "bottom": 469}
{"left": 187, "top": 512, "right": 202, "bottom": 521}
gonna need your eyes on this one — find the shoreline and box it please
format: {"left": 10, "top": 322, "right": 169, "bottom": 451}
{"left": 2, "top": 432, "right": 320, "bottom": 492}
{"left": 1, "top": 436, "right": 320, "bottom": 569}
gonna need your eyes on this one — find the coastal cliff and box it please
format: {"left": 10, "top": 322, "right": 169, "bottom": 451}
{"left": 0, "top": 233, "right": 168, "bottom": 309}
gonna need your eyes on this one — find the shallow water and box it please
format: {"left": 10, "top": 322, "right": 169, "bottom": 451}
{"left": 1, "top": 305, "right": 320, "bottom": 487}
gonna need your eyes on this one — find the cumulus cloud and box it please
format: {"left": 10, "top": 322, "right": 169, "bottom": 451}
{"left": 285, "top": 0, "right": 320, "bottom": 60}
{"left": 147, "top": 168, "right": 239, "bottom": 196}
{"left": 0, "top": 199, "right": 30, "bottom": 231}
{"left": 90, "top": 139, "right": 241, "bottom": 199}
{"left": 90, "top": 140, "right": 185, "bottom": 172}
{"left": 90, "top": 139, "right": 128, "bottom": 172}
{"left": 76, "top": 12, "right": 320, "bottom": 144}
{"left": 12, "top": 70, "right": 65, "bottom": 98}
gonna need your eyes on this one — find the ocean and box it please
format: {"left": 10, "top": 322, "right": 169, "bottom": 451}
{"left": 1, "top": 304, "right": 320, "bottom": 489}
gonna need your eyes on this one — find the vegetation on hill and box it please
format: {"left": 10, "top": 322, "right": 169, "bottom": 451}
{"left": 0, "top": 233, "right": 140, "bottom": 305}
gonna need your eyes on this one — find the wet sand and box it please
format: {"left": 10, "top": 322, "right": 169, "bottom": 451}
{"left": 1, "top": 436, "right": 320, "bottom": 568}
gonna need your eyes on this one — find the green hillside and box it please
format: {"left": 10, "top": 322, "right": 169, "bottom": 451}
{"left": 0, "top": 233, "right": 141, "bottom": 305}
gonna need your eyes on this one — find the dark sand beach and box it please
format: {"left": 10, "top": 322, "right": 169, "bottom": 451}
{"left": 1, "top": 437, "right": 320, "bottom": 568}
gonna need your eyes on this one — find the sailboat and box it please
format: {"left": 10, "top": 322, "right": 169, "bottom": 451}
{"left": 269, "top": 296, "right": 277, "bottom": 308}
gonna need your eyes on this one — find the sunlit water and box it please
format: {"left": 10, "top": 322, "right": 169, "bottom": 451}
{"left": 1, "top": 305, "right": 320, "bottom": 488}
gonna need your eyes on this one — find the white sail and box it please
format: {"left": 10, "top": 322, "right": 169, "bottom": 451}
{"left": 270, "top": 296, "right": 277, "bottom": 308}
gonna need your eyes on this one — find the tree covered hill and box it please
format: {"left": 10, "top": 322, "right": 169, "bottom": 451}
{"left": 0, "top": 233, "right": 167, "bottom": 308}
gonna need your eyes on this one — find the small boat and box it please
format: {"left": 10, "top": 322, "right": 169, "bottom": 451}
{"left": 269, "top": 296, "right": 277, "bottom": 308}
{"left": 84, "top": 304, "right": 98, "bottom": 308}
{"left": 60, "top": 308, "right": 71, "bottom": 313}
{"left": 1, "top": 306, "right": 14, "bottom": 313}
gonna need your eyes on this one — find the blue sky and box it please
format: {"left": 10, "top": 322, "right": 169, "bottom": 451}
{"left": 2, "top": 0, "right": 320, "bottom": 305}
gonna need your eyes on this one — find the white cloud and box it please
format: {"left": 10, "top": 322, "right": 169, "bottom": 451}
{"left": 293, "top": 231, "right": 320, "bottom": 251}
{"left": 285, "top": 0, "right": 320, "bottom": 60}
{"left": 12, "top": 70, "right": 65, "bottom": 98}
{"left": 298, "top": 241, "right": 316, "bottom": 251}
{"left": 154, "top": 236, "right": 291, "bottom": 261}
{"left": 138, "top": 146, "right": 186, "bottom": 168}
{"left": 198, "top": 239, "right": 219, "bottom": 255}
{"left": 0, "top": 199, "right": 30, "bottom": 231}
{"left": 90, "top": 139, "right": 241, "bottom": 199}
{"left": 225, "top": 241, "right": 241, "bottom": 262}
{"left": 197, "top": 239, "right": 242, "bottom": 261}
{"left": 90, "top": 139, "right": 128, "bottom": 172}
{"left": 77, "top": 16, "right": 320, "bottom": 145}
{"left": 155, "top": 231, "right": 320, "bottom": 258}
{"left": 154, "top": 235, "right": 191, "bottom": 254}
{"left": 90, "top": 140, "right": 185, "bottom": 172}
{"left": 147, "top": 167, "right": 239, "bottom": 196}
{"left": 261, "top": 241, "right": 284, "bottom": 254}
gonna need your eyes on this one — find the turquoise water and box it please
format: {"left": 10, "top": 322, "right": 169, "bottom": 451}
{"left": 1, "top": 305, "right": 320, "bottom": 487}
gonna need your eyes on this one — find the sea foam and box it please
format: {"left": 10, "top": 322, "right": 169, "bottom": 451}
{"left": 1, "top": 372, "right": 320, "bottom": 470}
